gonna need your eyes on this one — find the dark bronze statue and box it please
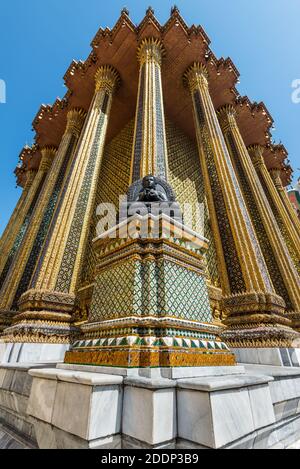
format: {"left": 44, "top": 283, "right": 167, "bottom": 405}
{"left": 121, "top": 173, "right": 183, "bottom": 223}
{"left": 137, "top": 175, "right": 168, "bottom": 202}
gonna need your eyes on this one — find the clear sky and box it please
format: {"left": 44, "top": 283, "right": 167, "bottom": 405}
{"left": 0, "top": 0, "right": 299, "bottom": 236}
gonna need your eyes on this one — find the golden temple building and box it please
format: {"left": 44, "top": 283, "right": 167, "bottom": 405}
{"left": 1, "top": 7, "right": 300, "bottom": 450}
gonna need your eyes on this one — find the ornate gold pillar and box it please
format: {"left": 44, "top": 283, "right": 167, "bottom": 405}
{"left": 0, "top": 167, "right": 36, "bottom": 261}
{"left": 0, "top": 109, "right": 86, "bottom": 313}
{"left": 131, "top": 38, "right": 168, "bottom": 182}
{"left": 0, "top": 147, "right": 55, "bottom": 291}
{"left": 248, "top": 145, "right": 300, "bottom": 276}
{"left": 184, "top": 63, "right": 298, "bottom": 348}
{"left": 0, "top": 166, "right": 36, "bottom": 258}
{"left": 2, "top": 66, "right": 120, "bottom": 344}
{"left": 218, "top": 105, "right": 300, "bottom": 320}
{"left": 270, "top": 168, "right": 300, "bottom": 238}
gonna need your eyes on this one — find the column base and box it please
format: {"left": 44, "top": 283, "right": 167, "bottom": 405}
{"left": 221, "top": 291, "right": 300, "bottom": 348}
{"left": 287, "top": 311, "right": 300, "bottom": 333}
{"left": 65, "top": 315, "right": 236, "bottom": 368}
{"left": 232, "top": 347, "right": 300, "bottom": 367}
{"left": 222, "top": 326, "right": 300, "bottom": 349}
{"left": 0, "top": 310, "right": 16, "bottom": 333}
{"left": 1, "top": 289, "right": 79, "bottom": 345}
{"left": 0, "top": 341, "right": 69, "bottom": 364}
{"left": 1, "top": 312, "right": 77, "bottom": 345}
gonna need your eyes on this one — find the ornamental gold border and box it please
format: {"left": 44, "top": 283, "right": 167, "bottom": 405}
{"left": 65, "top": 348, "right": 236, "bottom": 368}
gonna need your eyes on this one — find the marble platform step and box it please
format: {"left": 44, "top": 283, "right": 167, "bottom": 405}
{"left": 288, "top": 440, "right": 300, "bottom": 449}
{"left": 57, "top": 363, "right": 245, "bottom": 379}
{"left": 2, "top": 361, "right": 300, "bottom": 449}
{"left": 0, "top": 424, "right": 34, "bottom": 449}
{"left": 28, "top": 367, "right": 124, "bottom": 386}
{"left": 0, "top": 341, "right": 69, "bottom": 364}
{"left": 233, "top": 348, "right": 300, "bottom": 367}
{"left": 176, "top": 373, "right": 273, "bottom": 391}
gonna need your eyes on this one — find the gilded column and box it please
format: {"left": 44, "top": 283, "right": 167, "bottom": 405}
{"left": 131, "top": 38, "right": 168, "bottom": 182}
{"left": 0, "top": 167, "right": 36, "bottom": 261}
{"left": 0, "top": 109, "right": 86, "bottom": 313}
{"left": 0, "top": 165, "right": 36, "bottom": 257}
{"left": 249, "top": 145, "right": 300, "bottom": 275}
{"left": 270, "top": 168, "right": 300, "bottom": 238}
{"left": 2, "top": 66, "right": 120, "bottom": 344}
{"left": 184, "top": 63, "right": 298, "bottom": 347}
{"left": 218, "top": 105, "right": 300, "bottom": 326}
{"left": 0, "top": 147, "right": 55, "bottom": 291}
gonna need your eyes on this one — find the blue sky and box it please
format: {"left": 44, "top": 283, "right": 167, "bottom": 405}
{"left": 0, "top": 0, "right": 299, "bottom": 235}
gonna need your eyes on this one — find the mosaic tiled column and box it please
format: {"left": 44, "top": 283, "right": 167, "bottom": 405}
{"left": 2, "top": 67, "right": 120, "bottom": 344}
{"left": 218, "top": 105, "right": 300, "bottom": 329}
{"left": 184, "top": 63, "right": 298, "bottom": 348}
{"left": 0, "top": 166, "right": 36, "bottom": 260}
{"left": 248, "top": 146, "right": 300, "bottom": 276}
{"left": 0, "top": 112, "right": 85, "bottom": 342}
{"left": 0, "top": 110, "right": 86, "bottom": 314}
{"left": 131, "top": 38, "right": 168, "bottom": 182}
{"left": 270, "top": 168, "right": 300, "bottom": 243}
{"left": 0, "top": 149, "right": 54, "bottom": 291}
{"left": 0, "top": 163, "right": 47, "bottom": 333}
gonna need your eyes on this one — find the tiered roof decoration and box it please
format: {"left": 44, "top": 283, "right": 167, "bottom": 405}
{"left": 15, "top": 7, "right": 293, "bottom": 187}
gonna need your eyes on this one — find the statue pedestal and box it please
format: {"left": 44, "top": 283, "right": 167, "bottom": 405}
{"left": 65, "top": 214, "right": 235, "bottom": 368}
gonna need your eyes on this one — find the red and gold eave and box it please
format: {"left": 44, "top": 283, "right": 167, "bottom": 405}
{"left": 15, "top": 7, "right": 293, "bottom": 187}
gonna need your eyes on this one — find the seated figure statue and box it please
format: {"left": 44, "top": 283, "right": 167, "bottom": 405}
{"left": 119, "top": 173, "right": 182, "bottom": 224}
{"left": 137, "top": 175, "right": 168, "bottom": 202}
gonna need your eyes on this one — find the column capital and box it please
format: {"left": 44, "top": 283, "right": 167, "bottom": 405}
{"left": 217, "top": 104, "right": 237, "bottom": 133}
{"left": 95, "top": 65, "right": 121, "bottom": 94}
{"left": 183, "top": 62, "right": 209, "bottom": 92}
{"left": 137, "top": 38, "right": 165, "bottom": 67}
{"left": 24, "top": 169, "right": 38, "bottom": 190}
{"left": 269, "top": 168, "right": 283, "bottom": 189}
{"left": 66, "top": 108, "right": 87, "bottom": 138}
{"left": 39, "top": 146, "right": 57, "bottom": 172}
{"left": 247, "top": 144, "right": 265, "bottom": 168}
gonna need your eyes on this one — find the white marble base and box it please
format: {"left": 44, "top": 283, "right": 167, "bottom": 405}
{"left": 232, "top": 348, "right": 300, "bottom": 367}
{"left": 27, "top": 368, "right": 123, "bottom": 444}
{"left": 178, "top": 414, "right": 300, "bottom": 449}
{"left": 242, "top": 365, "right": 300, "bottom": 417}
{"left": 1, "top": 343, "right": 69, "bottom": 364}
{"left": 31, "top": 418, "right": 122, "bottom": 449}
{"left": 160, "top": 366, "right": 244, "bottom": 379}
{"left": 0, "top": 342, "right": 6, "bottom": 363}
{"left": 58, "top": 363, "right": 245, "bottom": 379}
{"left": 123, "top": 379, "right": 176, "bottom": 445}
{"left": 177, "top": 373, "right": 275, "bottom": 448}
{"left": 288, "top": 439, "right": 300, "bottom": 449}
{"left": 2, "top": 361, "right": 300, "bottom": 449}
{"left": 289, "top": 348, "right": 300, "bottom": 367}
